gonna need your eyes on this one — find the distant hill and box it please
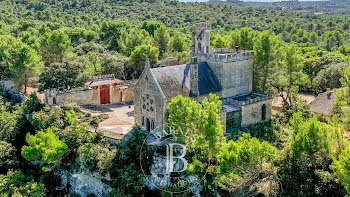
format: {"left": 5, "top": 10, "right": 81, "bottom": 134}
{"left": 179, "top": 0, "right": 334, "bottom": 2}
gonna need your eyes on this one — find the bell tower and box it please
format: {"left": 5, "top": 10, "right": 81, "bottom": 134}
{"left": 191, "top": 23, "right": 211, "bottom": 55}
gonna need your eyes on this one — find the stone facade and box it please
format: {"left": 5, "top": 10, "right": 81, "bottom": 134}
{"left": 239, "top": 97, "right": 272, "bottom": 127}
{"left": 45, "top": 75, "right": 133, "bottom": 106}
{"left": 134, "top": 23, "right": 272, "bottom": 134}
{"left": 133, "top": 59, "right": 167, "bottom": 135}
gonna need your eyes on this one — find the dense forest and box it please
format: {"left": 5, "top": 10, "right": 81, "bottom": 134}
{"left": 0, "top": 0, "right": 350, "bottom": 196}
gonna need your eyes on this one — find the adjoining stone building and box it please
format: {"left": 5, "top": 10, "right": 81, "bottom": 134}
{"left": 133, "top": 23, "right": 272, "bottom": 134}
{"left": 45, "top": 75, "right": 133, "bottom": 106}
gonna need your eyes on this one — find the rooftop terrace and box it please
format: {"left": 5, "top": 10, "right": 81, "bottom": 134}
{"left": 222, "top": 92, "right": 272, "bottom": 107}
{"left": 193, "top": 48, "right": 254, "bottom": 63}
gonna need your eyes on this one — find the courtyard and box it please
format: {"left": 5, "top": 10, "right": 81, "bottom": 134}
{"left": 81, "top": 104, "right": 135, "bottom": 140}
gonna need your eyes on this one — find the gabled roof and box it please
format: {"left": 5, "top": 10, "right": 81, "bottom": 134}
{"left": 150, "top": 62, "right": 222, "bottom": 100}
{"left": 151, "top": 64, "right": 190, "bottom": 100}
{"left": 310, "top": 91, "right": 336, "bottom": 115}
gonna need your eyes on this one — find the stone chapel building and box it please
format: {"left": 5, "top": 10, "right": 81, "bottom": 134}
{"left": 133, "top": 23, "right": 272, "bottom": 134}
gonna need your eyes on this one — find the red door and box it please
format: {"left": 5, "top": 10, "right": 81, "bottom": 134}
{"left": 100, "top": 85, "right": 110, "bottom": 105}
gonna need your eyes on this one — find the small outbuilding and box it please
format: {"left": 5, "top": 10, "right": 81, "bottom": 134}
{"left": 310, "top": 89, "right": 336, "bottom": 116}
{"left": 45, "top": 75, "right": 133, "bottom": 106}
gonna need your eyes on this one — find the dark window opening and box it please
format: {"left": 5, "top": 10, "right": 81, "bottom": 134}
{"left": 146, "top": 118, "right": 151, "bottom": 132}
{"left": 226, "top": 111, "right": 241, "bottom": 132}
{"left": 151, "top": 120, "right": 155, "bottom": 130}
{"left": 262, "top": 104, "right": 267, "bottom": 121}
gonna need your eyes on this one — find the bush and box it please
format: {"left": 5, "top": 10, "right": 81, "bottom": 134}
{"left": 0, "top": 141, "right": 18, "bottom": 173}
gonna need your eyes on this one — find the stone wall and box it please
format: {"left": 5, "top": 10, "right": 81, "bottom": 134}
{"left": 240, "top": 99, "right": 272, "bottom": 127}
{"left": 45, "top": 88, "right": 97, "bottom": 105}
{"left": 45, "top": 85, "right": 133, "bottom": 106}
{"left": 207, "top": 59, "right": 253, "bottom": 98}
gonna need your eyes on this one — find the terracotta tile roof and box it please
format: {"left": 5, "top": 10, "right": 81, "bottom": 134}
{"left": 85, "top": 75, "right": 123, "bottom": 87}
{"left": 86, "top": 79, "right": 123, "bottom": 87}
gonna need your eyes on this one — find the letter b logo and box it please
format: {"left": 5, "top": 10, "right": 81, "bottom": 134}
{"left": 166, "top": 143, "right": 187, "bottom": 173}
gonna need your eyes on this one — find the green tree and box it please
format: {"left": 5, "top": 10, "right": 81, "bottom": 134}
{"left": 270, "top": 44, "right": 309, "bottom": 113}
{"left": 60, "top": 121, "right": 98, "bottom": 166}
{"left": 279, "top": 113, "right": 346, "bottom": 196}
{"left": 312, "top": 62, "right": 348, "bottom": 93}
{"left": 0, "top": 170, "right": 46, "bottom": 197}
{"left": 217, "top": 133, "right": 279, "bottom": 194}
{"left": 333, "top": 65, "right": 350, "bottom": 130}
{"left": 0, "top": 141, "right": 18, "bottom": 172}
{"left": 31, "top": 106, "right": 65, "bottom": 131}
{"left": 63, "top": 27, "right": 98, "bottom": 47}
{"left": 21, "top": 93, "right": 44, "bottom": 115}
{"left": 239, "top": 27, "right": 256, "bottom": 50}
{"left": 78, "top": 143, "right": 116, "bottom": 175}
{"left": 100, "top": 52, "right": 126, "bottom": 79}
{"left": 331, "top": 146, "right": 350, "bottom": 195}
{"left": 80, "top": 51, "right": 102, "bottom": 76}
{"left": 253, "top": 31, "right": 281, "bottom": 92}
{"left": 40, "top": 29, "right": 71, "bottom": 64}
{"left": 141, "top": 20, "right": 165, "bottom": 37}
{"left": 154, "top": 25, "right": 170, "bottom": 58}
{"left": 0, "top": 98, "right": 21, "bottom": 143}
{"left": 211, "top": 34, "right": 228, "bottom": 49}
{"left": 21, "top": 128, "right": 68, "bottom": 172}
{"left": 77, "top": 51, "right": 126, "bottom": 79}
{"left": 229, "top": 29, "right": 240, "bottom": 49}
{"left": 0, "top": 35, "right": 42, "bottom": 93}
{"left": 74, "top": 42, "right": 105, "bottom": 56}
{"left": 170, "top": 31, "right": 190, "bottom": 53}
{"left": 127, "top": 44, "right": 159, "bottom": 79}
{"left": 100, "top": 20, "right": 131, "bottom": 51}
{"left": 39, "top": 60, "right": 88, "bottom": 90}
{"left": 167, "top": 93, "right": 225, "bottom": 160}
{"left": 109, "top": 127, "right": 154, "bottom": 197}
{"left": 118, "top": 28, "right": 153, "bottom": 56}
{"left": 338, "top": 45, "right": 350, "bottom": 55}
